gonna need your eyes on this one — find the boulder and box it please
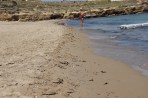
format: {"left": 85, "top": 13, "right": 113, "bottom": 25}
{"left": 0, "top": 13, "right": 12, "bottom": 21}
{"left": 50, "top": 13, "right": 64, "bottom": 19}
{"left": 64, "top": 12, "right": 79, "bottom": 19}
{"left": 85, "top": 9, "right": 103, "bottom": 18}
{"left": 143, "top": 5, "right": 148, "bottom": 12}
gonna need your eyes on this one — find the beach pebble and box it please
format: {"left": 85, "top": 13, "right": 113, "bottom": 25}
{"left": 104, "top": 82, "right": 108, "bottom": 85}
{"left": 59, "top": 61, "right": 69, "bottom": 65}
{"left": 76, "top": 64, "right": 80, "bottom": 66}
{"left": 52, "top": 78, "right": 63, "bottom": 84}
{"left": 101, "top": 70, "right": 106, "bottom": 73}
{"left": 42, "top": 90, "right": 57, "bottom": 95}
{"left": 67, "top": 89, "right": 74, "bottom": 94}
{"left": 82, "top": 60, "right": 86, "bottom": 62}
{"left": 89, "top": 78, "right": 94, "bottom": 81}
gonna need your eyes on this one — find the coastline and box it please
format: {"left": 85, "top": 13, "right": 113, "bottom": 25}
{"left": 0, "top": 20, "right": 148, "bottom": 98}
{"left": 60, "top": 24, "right": 148, "bottom": 98}
{"left": 0, "top": 1, "right": 148, "bottom": 21}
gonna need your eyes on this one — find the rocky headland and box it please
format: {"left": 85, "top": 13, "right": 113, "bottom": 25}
{"left": 0, "top": 1, "right": 148, "bottom": 21}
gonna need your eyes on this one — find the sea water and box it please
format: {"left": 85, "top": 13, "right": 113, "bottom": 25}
{"left": 67, "top": 13, "right": 148, "bottom": 76}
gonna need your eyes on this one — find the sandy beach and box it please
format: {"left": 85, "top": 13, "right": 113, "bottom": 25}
{"left": 0, "top": 20, "right": 148, "bottom": 98}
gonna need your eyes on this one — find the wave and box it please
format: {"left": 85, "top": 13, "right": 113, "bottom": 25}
{"left": 120, "top": 22, "right": 148, "bottom": 29}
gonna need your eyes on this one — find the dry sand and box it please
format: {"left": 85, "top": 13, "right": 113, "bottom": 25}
{"left": 0, "top": 20, "right": 148, "bottom": 98}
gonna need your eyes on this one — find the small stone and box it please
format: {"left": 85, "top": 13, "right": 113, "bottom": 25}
{"left": 42, "top": 91, "right": 57, "bottom": 95}
{"left": 104, "top": 82, "right": 108, "bottom": 85}
{"left": 82, "top": 60, "right": 86, "bottom": 62}
{"left": 101, "top": 70, "right": 106, "bottom": 73}
{"left": 53, "top": 78, "right": 63, "bottom": 84}
{"left": 67, "top": 89, "right": 74, "bottom": 94}
{"left": 89, "top": 79, "right": 94, "bottom": 81}
{"left": 7, "top": 62, "right": 15, "bottom": 65}
{"left": 58, "top": 22, "right": 65, "bottom": 25}
{"left": 97, "top": 93, "right": 101, "bottom": 95}
{"left": 15, "top": 83, "right": 18, "bottom": 85}
{"left": 59, "top": 61, "right": 69, "bottom": 65}
{"left": 57, "top": 65, "right": 65, "bottom": 69}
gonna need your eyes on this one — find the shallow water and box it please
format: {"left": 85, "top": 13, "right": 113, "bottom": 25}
{"left": 67, "top": 13, "right": 148, "bottom": 76}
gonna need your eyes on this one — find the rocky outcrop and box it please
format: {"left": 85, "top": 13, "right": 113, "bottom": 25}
{"left": 143, "top": 5, "right": 148, "bottom": 12}
{"left": 0, "top": 1, "right": 147, "bottom": 21}
{"left": 64, "top": 4, "right": 148, "bottom": 19}
{"left": 64, "top": 12, "right": 79, "bottom": 19}
{"left": 0, "top": 13, "right": 12, "bottom": 21}
{"left": 50, "top": 13, "right": 64, "bottom": 19}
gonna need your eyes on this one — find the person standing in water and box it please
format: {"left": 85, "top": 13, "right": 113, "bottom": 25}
{"left": 79, "top": 8, "right": 84, "bottom": 27}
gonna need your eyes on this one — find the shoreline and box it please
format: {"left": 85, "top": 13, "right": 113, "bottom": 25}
{"left": 0, "top": 20, "right": 148, "bottom": 98}
{"left": 58, "top": 24, "right": 148, "bottom": 98}
{"left": 83, "top": 26, "right": 148, "bottom": 77}
{"left": 66, "top": 12, "right": 148, "bottom": 77}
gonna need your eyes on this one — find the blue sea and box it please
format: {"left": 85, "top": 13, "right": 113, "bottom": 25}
{"left": 67, "top": 13, "right": 148, "bottom": 76}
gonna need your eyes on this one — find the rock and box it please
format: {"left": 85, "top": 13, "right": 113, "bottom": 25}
{"left": 89, "top": 78, "right": 94, "bottom": 81}
{"left": 82, "top": 60, "right": 86, "bottom": 62}
{"left": 42, "top": 91, "right": 57, "bottom": 95}
{"left": 76, "top": 64, "right": 80, "bottom": 66}
{"left": 59, "top": 61, "right": 69, "bottom": 65}
{"left": 57, "top": 22, "right": 65, "bottom": 25}
{"left": 104, "top": 82, "right": 108, "bottom": 85}
{"left": 0, "top": 13, "right": 11, "bottom": 21}
{"left": 85, "top": 11, "right": 98, "bottom": 18}
{"left": 11, "top": 14, "right": 19, "bottom": 21}
{"left": 67, "top": 89, "right": 74, "bottom": 94}
{"left": 52, "top": 78, "right": 63, "bottom": 84}
{"left": 15, "top": 83, "right": 18, "bottom": 86}
{"left": 143, "top": 5, "right": 148, "bottom": 12}
{"left": 104, "top": 8, "right": 115, "bottom": 16}
{"left": 101, "top": 70, "right": 106, "bottom": 73}
{"left": 123, "top": 6, "right": 144, "bottom": 14}
{"left": 57, "top": 64, "right": 66, "bottom": 69}
{"left": 64, "top": 12, "right": 79, "bottom": 19}
{"left": 50, "top": 13, "right": 64, "bottom": 19}
{"left": 38, "top": 14, "right": 50, "bottom": 20}
{"left": 6, "top": 62, "right": 15, "bottom": 65}
{"left": 0, "top": 2, "right": 147, "bottom": 21}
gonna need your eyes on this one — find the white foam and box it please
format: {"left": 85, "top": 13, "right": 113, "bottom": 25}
{"left": 120, "top": 22, "right": 148, "bottom": 29}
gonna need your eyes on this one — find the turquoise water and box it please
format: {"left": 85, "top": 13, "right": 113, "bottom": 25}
{"left": 67, "top": 13, "right": 148, "bottom": 76}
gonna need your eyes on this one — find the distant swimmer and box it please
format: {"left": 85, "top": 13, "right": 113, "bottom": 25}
{"left": 79, "top": 7, "right": 84, "bottom": 27}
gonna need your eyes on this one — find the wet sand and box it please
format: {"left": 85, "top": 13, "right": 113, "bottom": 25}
{"left": 0, "top": 20, "right": 148, "bottom": 98}
{"left": 84, "top": 29, "right": 148, "bottom": 76}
